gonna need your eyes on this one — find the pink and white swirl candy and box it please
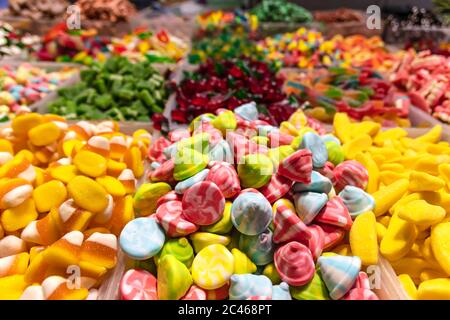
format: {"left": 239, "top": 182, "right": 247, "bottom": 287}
{"left": 148, "top": 136, "right": 171, "bottom": 163}
{"left": 181, "top": 285, "right": 207, "bottom": 300}
{"left": 273, "top": 202, "right": 311, "bottom": 244}
{"left": 120, "top": 269, "right": 158, "bottom": 300}
{"left": 341, "top": 288, "right": 379, "bottom": 300}
{"left": 317, "top": 223, "right": 345, "bottom": 250}
{"left": 156, "top": 200, "right": 198, "bottom": 237}
{"left": 274, "top": 241, "right": 315, "bottom": 286}
{"left": 182, "top": 181, "right": 225, "bottom": 225}
{"left": 268, "top": 131, "right": 294, "bottom": 148}
{"left": 333, "top": 160, "right": 369, "bottom": 192}
{"left": 151, "top": 158, "right": 175, "bottom": 184}
{"left": 206, "top": 162, "right": 241, "bottom": 198}
{"left": 193, "top": 122, "right": 223, "bottom": 147}
{"left": 278, "top": 149, "right": 313, "bottom": 183}
{"left": 168, "top": 128, "right": 190, "bottom": 143}
{"left": 315, "top": 196, "right": 353, "bottom": 230}
{"left": 259, "top": 173, "right": 292, "bottom": 203}
{"left": 306, "top": 225, "right": 325, "bottom": 261}
{"left": 156, "top": 191, "right": 181, "bottom": 209}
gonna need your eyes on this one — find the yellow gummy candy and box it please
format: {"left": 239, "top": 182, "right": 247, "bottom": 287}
{"left": 1, "top": 198, "right": 38, "bottom": 232}
{"left": 430, "top": 222, "right": 450, "bottom": 276}
{"left": 67, "top": 176, "right": 108, "bottom": 213}
{"left": 398, "top": 274, "right": 417, "bottom": 299}
{"left": 349, "top": 211, "right": 378, "bottom": 265}
{"left": 350, "top": 121, "right": 381, "bottom": 138}
{"left": 379, "top": 171, "right": 409, "bottom": 186}
{"left": 354, "top": 152, "right": 379, "bottom": 193}
{"left": 333, "top": 113, "right": 352, "bottom": 144}
{"left": 124, "top": 146, "right": 144, "bottom": 179}
{"left": 398, "top": 200, "right": 445, "bottom": 226}
{"left": 417, "top": 278, "right": 450, "bottom": 300}
{"left": 73, "top": 151, "right": 107, "bottom": 178}
{"left": 342, "top": 134, "right": 372, "bottom": 160}
{"left": 415, "top": 125, "right": 442, "bottom": 144}
{"left": 420, "top": 269, "right": 448, "bottom": 282}
{"left": 50, "top": 165, "right": 78, "bottom": 184}
{"left": 389, "top": 193, "right": 422, "bottom": 215}
{"left": 12, "top": 113, "right": 43, "bottom": 137}
{"left": 372, "top": 179, "right": 409, "bottom": 216}
{"left": 96, "top": 176, "right": 126, "bottom": 197}
{"left": 413, "top": 156, "right": 439, "bottom": 176}
{"left": 380, "top": 213, "right": 417, "bottom": 261}
{"left": 376, "top": 222, "right": 387, "bottom": 243}
{"left": 373, "top": 128, "right": 407, "bottom": 146}
{"left": 33, "top": 180, "right": 67, "bottom": 213}
{"left": 438, "top": 163, "right": 450, "bottom": 190}
{"left": 28, "top": 122, "right": 61, "bottom": 147}
{"left": 409, "top": 171, "right": 445, "bottom": 192}
{"left": 391, "top": 257, "right": 428, "bottom": 279}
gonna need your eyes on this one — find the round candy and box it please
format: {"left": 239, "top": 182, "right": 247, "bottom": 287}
{"left": 206, "top": 162, "right": 240, "bottom": 198}
{"left": 119, "top": 217, "right": 165, "bottom": 260}
{"left": 174, "top": 169, "right": 210, "bottom": 194}
{"left": 156, "top": 201, "right": 199, "bottom": 237}
{"left": 191, "top": 244, "right": 234, "bottom": 290}
{"left": 333, "top": 160, "right": 369, "bottom": 191}
{"left": 239, "top": 229, "right": 275, "bottom": 266}
{"left": 120, "top": 269, "right": 157, "bottom": 300}
{"left": 300, "top": 132, "right": 328, "bottom": 168}
{"left": 259, "top": 173, "right": 292, "bottom": 203}
{"left": 231, "top": 192, "right": 272, "bottom": 235}
{"left": 274, "top": 241, "right": 315, "bottom": 286}
{"left": 325, "top": 142, "right": 345, "bottom": 166}
{"left": 229, "top": 274, "right": 273, "bottom": 300}
{"left": 182, "top": 181, "right": 225, "bottom": 226}
{"left": 237, "top": 154, "right": 273, "bottom": 189}
{"left": 338, "top": 186, "right": 375, "bottom": 217}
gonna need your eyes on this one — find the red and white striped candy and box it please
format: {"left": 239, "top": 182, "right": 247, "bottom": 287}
{"left": 268, "top": 131, "right": 294, "bottom": 148}
{"left": 274, "top": 242, "right": 315, "bottom": 286}
{"left": 333, "top": 160, "right": 368, "bottom": 192}
{"left": 120, "top": 269, "right": 158, "bottom": 300}
{"left": 156, "top": 201, "right": 198, "bottom": 237}
{"left": 273, "top": 203, "right": 311, "bottom": 244}
{"left": 341, "top": 288, "right": 379, "bottom": 300}
{"left": 205, "top": 282, "right": 230, "bottom": 300}
{"left": 151, "top": 158, "right": 175, "bottom": 183}
{"left": 306, "top": 117, "right": 326, "bottom": 135}
{"left": 259, "top": 173, "right": 292, "bottom": 203}
{"left": 278, "top": 149, "right": 313, "bottom": 183}
{"left": 247, "top": 296, "right": 272, "bottom": 300}
{"left": 206, "top": 162, "right": 241, "bottom": 198}
{"left": 181, "top": 285, "right": 207, "bottom": 300}
{"left": 306, "top": 225, "right": 324, "bottom": 261}
{"left": 353, "top": 271, "right": 371, "bottom": 290}
{"left": 193, "top": 123, "right": 223, "bottom": 147}
{"left": 156, "top": 191, "right": 182, "bottom": 209}
{"left": 182, "top": 181, "right": 225, "bottom": 226}
{"left": 227, "top": 132, "right": 268, "bottom": 163}
{"left": 317, "top": 223, "right": 345, "bottom": 250}
{"left": 314, "top": 197, "right": 353, "bottom": 230}
{"left": 168, "top": 128, "right": 190, "bottom": 143}
{"left": 148, "top": 137, "right": 171, "bottom": 163}
{"left": 316, "top": 161, "right": 336, "bottom": 186}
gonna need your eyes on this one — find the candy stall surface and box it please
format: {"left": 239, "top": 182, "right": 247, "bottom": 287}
{"left": 282, "top": 67, "right": 411, "bottom": 127}
{"left": 108, "top": 104, "right": 388, "bottom": 300}
{"left": 258, "top": 29, "right": 402, "bottom": 71}
{"left": 109, "top": 28, "right": 189, "bottom": 64}
{"left": 0, "top": 112, "right": 153, "bottom": 299}
{"left": 0, "top": 62, "right": 79, "bottom": 122}
{"left": 46, "top": 57, "right": 169, "bottom": 124}
{"left": 170, "top": 57, "right": 299, "bottom": 128}
{"left": 332, "top": 112, "right": 450, "bottom": 299}
{"left": 390, "top": 50, "right": 450, "bottom": 125}
{"left": 36, "top": 23, "right": 110, "bottom": 65}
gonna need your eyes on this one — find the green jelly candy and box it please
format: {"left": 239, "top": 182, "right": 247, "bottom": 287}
{"left": 290, "top": 271, "right": 330, "bottom": 300}
{"left": 325, "top": 141, "right": 345, "bottom": 166}
{"left": 238, "top": 154, "right": 273, "bottom": 188}
{"left": 155, "top": 238, "right": 194, "bottom": 268}
{"left": 157, "top": 255, "right": 192, "bottom": 300}
{"left": 211, "top": 110, "right": 237, "bottom": 135}
{"left": 173, "top": 148, "right": 208, "bottom": 181}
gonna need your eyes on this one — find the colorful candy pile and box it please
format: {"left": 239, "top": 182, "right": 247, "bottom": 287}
{"left": 36, "top": 23, "right": 110, "bottom": 65}
{"left": 283, "top": 67, "right": 411, "bottom": 126}
{"left": 74, "top": 0, "right": 137, "bottom": 24}
{"left": 174, "top": 57, "right": 297, "bottom": 126}
{"left": 116, "top": 104, "right": 380, "bottom": 300}
{"left": 390, "top": 50, "right": 450, "bottom": 124}
{"left": 250, "top": 0, "right": 313, "bottom": 23}
{"left": 48, "top": 57, "right": 168, "bottom": 122}
{"left": 258, "top": 29, "right": 401, "bottom": 71}
{"left": 0, "top": 22, "right": 40, "bottom": 58}
{"left": 195, "top": 10, "right": 258, "bottom": 39}
{"left": 0, "top": 64, "right": 77, "bottom": 121}
{"left": 332, "top": 112, "right": 450, "bottom": 299}
{"left": 313, "top": 9, "right": 364, "bottom": 23}
{"left": 110, "top": 28, "right": 189, "bottom": 64}
{"left": 7, "top": 0, "right": 68, "bottom": 20}
{"left": 0, "top": 112, "right": 152, "bottom": 299}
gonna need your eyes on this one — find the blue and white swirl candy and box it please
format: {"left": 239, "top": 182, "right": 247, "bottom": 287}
{"left": 231, "top": 192, "right": 272, "bottom": 235}
{"left": 234, "top": 101, "right": 258, "bottom": 121}
{"left": 174, "top": 169, "right": 210, "bottom": 194}
{"left": 293, "top": 171, "right": 332, "bottom": 194}
{"left": 301, "top": 132, "right": 328, "bottom": 168}
{"left": 294, "top": 192, "right": 328, "bottom": 225}
{"left": 338, "top": 185, "right": 375, "bottom": 217}
{"left": 272, "top": 282, "right": 292, "bottom": 300}
{"left": 229, "top": 274, "right": 273, "bottom": 300}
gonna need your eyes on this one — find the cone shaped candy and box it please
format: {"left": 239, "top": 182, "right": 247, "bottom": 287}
{"left": 274, "top": 241, "right": 315, "bottom": 286}
{"left": 273, "top": 202, "right": 311, "bottom": 244}
{"left": 338, "top": 186, "right": 375, "bottom": 218}
{"left": 231, "top": 248, "right": 257, "bottom": 274}
{"left": 294, "top": 192, "right": 328, "bottom": 225}
{"left": 157, "top": 255, "right": 192, "bottom": 300}
{"left": 229, "top": 274, "right": 272, "bottom": 300}
{"left": 278, "top": 149, "right": 313, "bottom": 183}
{"left": 314, "top": 196, "right": 353, "bottom": 230}
{"left": 239, "top": 229, "right": 275, "bottom": 266}
{"left": 293, "top": 171, "right": 332, "bottom": 194}
{"left": 272, "top": 282, "right": 292, "bottom": 300}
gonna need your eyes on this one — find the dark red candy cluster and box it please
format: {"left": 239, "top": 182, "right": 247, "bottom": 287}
{"left": 173, "top": 58, "right": 297, "bottom": 125}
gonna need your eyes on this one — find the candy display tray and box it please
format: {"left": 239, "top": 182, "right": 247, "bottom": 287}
{"left": 0, "top": 61, "right": 83, "bottom": 116}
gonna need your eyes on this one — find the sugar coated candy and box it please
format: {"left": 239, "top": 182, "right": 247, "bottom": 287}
{"left": 156, "top": 201, "right": 199, "bottom": 237}
{"left": 300, "top": 132, "right": 328, "bottom": 168}
{"left": 231, "top": 191, "right": 272, "bottom": 235}
{"left": 338, "top": 186, "right": 375, "bottom": 218}
{"left": 158, "top": 254, "right": 192, "bottom": 300}
{"left": 293, "top": 171, "right": 332, "bottom": 194}
{"left": 333, "top": 160, "right": 369, "bottom": 191}
{"left": 229, "top": 274, "right": 272, "bottom": 300}
{"left": 237, "top": 154, "right": 273, "bottom": 188}
{"left": 274, "top": 241, "right": 315, "bottom": 286}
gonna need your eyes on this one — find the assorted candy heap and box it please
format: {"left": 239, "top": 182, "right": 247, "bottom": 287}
{"left": 332, "top": 112, "right": 450, "bottom": 300}
{"left": 250, "top": 0, "right": 313, "bottom": 23}
{"left": 0, "top": 64, "right": 77, "bottom": 121}
{"left": 0, "top": 112, "right": 152, "bottom": 299}
{"left": 110, "top": 28, "right": 189, "bottom": 64}
{"left": 48, "top": 57, "right": 168, "bottom": 122}
{"left": 7, "top": 0, "right": 68, "bottom": 20}
{"left": 313, "top": 9, "right": 364, "bottom": 23}
{"left": 0, "top": 22, "right": 40, "bottom": 58}
{"left": 258, "top": 29, "right": 400, "bottom": 71}
{"left": 74, "top": 0, "right": 137, "bottom": 24}
{"left": 117, "top": 104, "right": 380, "bottom": 300}
{"left": 195, "top": 10, "right": 258, "bottom": 39}
{"left": 37, "top": 24, "right": 110, "bottom": 65}
{"left": 283, "top": 67, "right": 411, "bottom": 126}
{"left": 174, "top": 57, "right": 296, "bottom": 126}
{"left": 390, "top": 50, "right": 450, "bottom": 124}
